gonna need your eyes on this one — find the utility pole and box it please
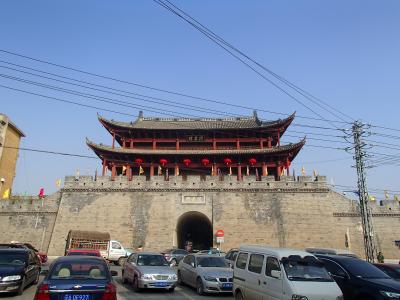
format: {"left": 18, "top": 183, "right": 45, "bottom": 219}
{"left": 352, "top": 121, "right": 376, "bottom": 262}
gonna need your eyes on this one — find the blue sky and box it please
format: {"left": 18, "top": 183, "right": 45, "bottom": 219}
{"left": 1, "top": 0, "right": 399, "bottom": 198}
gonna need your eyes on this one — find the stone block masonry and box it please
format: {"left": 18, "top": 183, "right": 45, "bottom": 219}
{"left": 1, "top": 175, "right": 399, "bottom": 259}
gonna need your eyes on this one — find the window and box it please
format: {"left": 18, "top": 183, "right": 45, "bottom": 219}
{"left": 127, "top": 254, "right": 135, "bottom": 263}
{"left": 183, "top": 255, "right": 194, "bottom": 265}
{"left": 112, "top": 242, "right": 121, "bottom": 249}
{"left": 248, "top": 254, "right": 264, "bottom": 274}
{"left": 266, "top": 257, "right": 281, "bottom": 277}
{"left": 319, "top": 259, "right": 347, "bottom": 277}
{"left": 236, "top": 252, "right": 248, "bottom": 269}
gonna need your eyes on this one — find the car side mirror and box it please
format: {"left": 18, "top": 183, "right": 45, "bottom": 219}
{"left": 110, "top": 270, "right": 118, "bottom": 276}
{"left": 190, "top": 262, "right": 195, "bottom": 268}
{"left": 40, "top": 269, "right": 49, "bottom": 276}
{"left": 270, "top": 270, "right": 282, "bottom": 279}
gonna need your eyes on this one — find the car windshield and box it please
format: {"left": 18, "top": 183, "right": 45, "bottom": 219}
{"left": 137, "top": 255, "right": 169, "bottom": 266}
{"left": 342, "top": 259, "right": 390, "bottom": 279}
{"left": 282, "top": 256, "right": 333, "bottom": 282}
{"left": 49, "top": 260, "right": 108, "bottom": 280}
{"left": 196, "top": 257, "right": 228, "bottom": 268}
{"left": 0, "top": 253, "right": 27, "bottom": 265}
{"left": 68, "top": 252, "right": 99, "bottom": 256}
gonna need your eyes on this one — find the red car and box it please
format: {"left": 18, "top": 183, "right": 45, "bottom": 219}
{"left": 66, "top": 248, "right": 102, "bottom": 257}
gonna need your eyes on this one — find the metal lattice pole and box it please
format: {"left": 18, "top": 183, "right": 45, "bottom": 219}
{"left": 352, "top": 121, "right": 376, "bottom": 262}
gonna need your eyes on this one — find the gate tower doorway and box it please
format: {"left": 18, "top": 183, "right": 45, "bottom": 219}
{"left": 176, "top": 211, "right": 213, "bottom": 251}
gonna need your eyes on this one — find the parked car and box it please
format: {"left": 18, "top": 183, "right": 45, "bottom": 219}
{"left": 374, "top": 263, "right": 400, "bottom": 281}
{"left": 0, "top": 245, "right": 41, "bottom": 295}
{"left": 225, "top": 248, "right": 239, "bottom": 268}
{"left": 198, "top": 249, "right": 226, "bottom": 256}
{"left": 233, "top": 245, "right": 343, "bottom": 300}
{"left": 161, "top": 249, "right": 188, "bottom": 266}
{"left": 177, "top": 254, "right": 233, "bottom": 295}
{"left": 65, "top": 230, "right": 128, "bottom": 265}
{"left": 66, "top": 249, "right": 102, "bottom": 257}
{"left": 35, "top": 256, "right": 117, "bottom": 300}
{"left": 317, "top": 254, "right": 400, "bottom": 299}
{"left": 122, "top": 252, "right": 177, "bottom": 292}
{"left": 306, "top": 247, "right": 358, "bottom": 258}
{"left": 6, "top": 242, "right": 48, "bottom": 264}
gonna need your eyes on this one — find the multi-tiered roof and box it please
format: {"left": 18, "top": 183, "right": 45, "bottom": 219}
{"left": 87, "top": 111, "right": 305, "bottom": 180}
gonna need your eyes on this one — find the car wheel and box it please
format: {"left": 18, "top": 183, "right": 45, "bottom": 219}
{"left": 118, "top": 257, "right": 125, "bottom": 266}
{"left": 17, "top": 277, "right": 25, "bottom": 296}
{"left": 168, "top": 287, "right": 175, "bottom": 293}
{"left": 133, "top": 276, "right": 141, "bottom": 292}
{"left": 235, "top": 291, "right": 244, "bottom": 300}
{"left": 170, "top": 258, "right": 177, "bottom": 267}
{"left": 177, "top": 271, "right": 184, "bottom": 286}
{"left": 196, "top": 278, "right": 204, "bottom": 296}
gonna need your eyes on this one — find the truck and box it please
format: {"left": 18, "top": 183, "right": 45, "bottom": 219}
{"left": 65, "top": 230, "right": 128, "bottom": 265}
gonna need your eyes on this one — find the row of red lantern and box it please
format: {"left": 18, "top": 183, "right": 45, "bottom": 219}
{"left": 132, "top": 158, "right": 261, "bottom": 166}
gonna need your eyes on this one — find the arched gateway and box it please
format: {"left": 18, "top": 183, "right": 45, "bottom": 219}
{"left": 176, "top": 211, "right": 213, "bottom": 251}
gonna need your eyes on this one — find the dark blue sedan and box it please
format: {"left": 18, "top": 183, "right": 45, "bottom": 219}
{"left": 35, "top": 256, "right": 117, "bottom": 300}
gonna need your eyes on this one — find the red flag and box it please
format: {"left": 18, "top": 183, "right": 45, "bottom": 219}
{"left": 38, "top": 188, "right": 45, "bottom": 198}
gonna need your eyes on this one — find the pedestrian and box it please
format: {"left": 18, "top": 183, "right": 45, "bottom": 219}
{"left": 377, "top": 251, "right": 385, "bottom": 263}
{"left": 136, "top": 245, "right": 143, "bottom": 252}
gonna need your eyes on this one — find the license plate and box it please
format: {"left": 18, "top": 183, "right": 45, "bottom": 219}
{"left": 63, "top": 294, "right": 89, "bottom": 300}
{"left": 222, "top": 283, "right": 232, "bottom": 289}
{"left": 155, "top": 282, "right": 168, "bottom": 287}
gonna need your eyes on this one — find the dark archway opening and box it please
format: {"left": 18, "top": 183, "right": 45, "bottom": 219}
{"left": 177, "top": 211, "right": 213, "bottom": 251}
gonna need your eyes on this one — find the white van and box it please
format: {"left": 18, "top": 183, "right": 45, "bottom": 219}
{"left": 233, "top": 245, "right": 343, "bottom": 300}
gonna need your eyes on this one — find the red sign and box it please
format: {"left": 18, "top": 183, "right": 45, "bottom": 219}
{"left": 215, "top": 230, "right": 224, "bottom": 237}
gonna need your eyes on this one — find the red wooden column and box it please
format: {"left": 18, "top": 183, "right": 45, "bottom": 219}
{"left": 262, "top": 162, "right": 268, "bottom": 176}
{"left": 127, "top": 165, "right": 132, "bottom": 181}
{"left": 150, "top": 163, "right": 154, "bottom": 177}
{"left": 174, "top": 164, "right": 179, "bottom": 176}
{"left": 212, "top": 163, "right": 217, "bottom": 176}
{"left": 111, "top": 164, "right": 116, "bottom": 180}
{"left": 276, "top": 163, "right": 281, "bottom": 180}
{"left": 212, "top": 139, "right": 217, "bottom": 150}
{"left": 267, "top": 137, "right": 272, "bottom": 148}
{"left": 277, "top": 129, "right": 281, "bottom": 146}
{"left": 122, "top": 139, "right": 126, "bottom": 148}
{"left": 152, "top": 139, "right": 157, "bottom": 150}
{"left": 176, "top": 139, "right": 180, "bottom": 150}
{"left": 112, "top": 132, "right": 116, "bottom": 149}
{"left": 130, "top": 139, "right": 134, "bottom": 148}
{"left": 259, "top": 139, "right": 264, "bottom": 149}
{"left": 237, "top": 163, "right": 242, "bottom": 181}
{"left": 102, "top": 159, "right": 107, "bottom": 176}
{"left": 236, "top": 139, "right": 240, "bottom": 149}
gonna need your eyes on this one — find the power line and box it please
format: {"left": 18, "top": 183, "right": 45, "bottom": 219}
{"left": 0, "top": 49, "right": 352, "bottom": 125}
{"left": 0, "top": 145, "right": 97, "bottom": 159}
{"left": 152, "top": 0, "right": 345, "bottom": 129}
{"left": 155, "top": 0, "right": 354, "bottom": 123}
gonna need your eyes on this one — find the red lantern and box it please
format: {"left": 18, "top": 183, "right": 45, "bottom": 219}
{"left": 159, "top": 158, "right": 168, "bottom": 167}
{"left": 134, "top": 158, "right": 143, "bottom": 165}
{"left": 183, "top": 159, "right": 191, "bottom": 167}
{"left": 249, "top": 158, "right": 257, "bottom": 166}
{"left": 201, "top": 158, "right": 210, "bottom": 166}
{"left": 223, "top": 158, "right": 232, "bottom": 166}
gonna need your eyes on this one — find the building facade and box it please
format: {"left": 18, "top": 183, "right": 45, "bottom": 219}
{"left": 88, "top": 111, "right": 304, "bottom": 181}
{"left": 0, "top": 114, "right": 25, "bottom": 197}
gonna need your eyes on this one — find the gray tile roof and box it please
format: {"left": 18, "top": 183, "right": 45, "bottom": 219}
{"left": 97, "top": 112, "right": 295, "bottom": 130}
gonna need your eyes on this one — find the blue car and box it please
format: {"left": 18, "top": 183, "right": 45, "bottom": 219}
{"left": 35, "top": 256, "right": 117, "bottom": 300}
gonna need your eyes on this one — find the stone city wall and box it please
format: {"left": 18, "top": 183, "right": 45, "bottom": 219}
{"left": 1, "top": 175, "right": 399, "bottom": 259}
